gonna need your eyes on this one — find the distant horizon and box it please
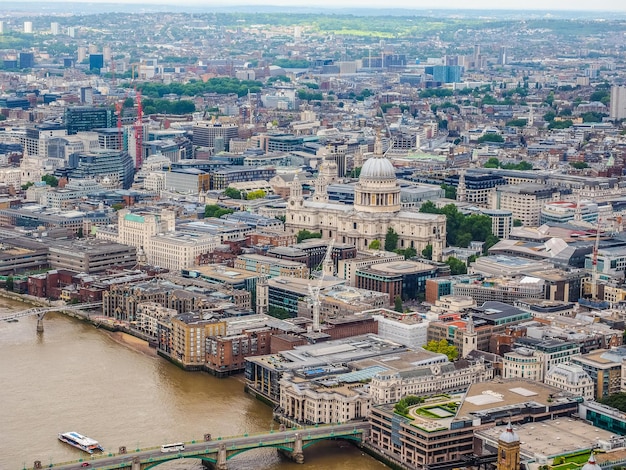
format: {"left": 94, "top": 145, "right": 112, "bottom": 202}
{"left": 8, "top": 0, "right": 626, "bottom": 13}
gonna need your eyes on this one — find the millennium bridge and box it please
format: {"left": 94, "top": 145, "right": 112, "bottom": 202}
{"left": 1, "top": 302, "right": 102, "bottom": 332}
{"left": 29, "top": 423, "right": 370, "bottom": 470}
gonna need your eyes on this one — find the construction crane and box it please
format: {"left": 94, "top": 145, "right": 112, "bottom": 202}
{"left": 379, "top": 106, "right": 396, "bottom": 157}
{"left": 134, "top": 90, "right": 143, "bottom": 169}
{"left": 591, "top": 217, "right": 601, "bottom": 301}
{"left": 307, "top": 239, "right": 334, "bottom": 332}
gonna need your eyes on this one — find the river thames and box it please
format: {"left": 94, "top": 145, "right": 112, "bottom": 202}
{"left": 0, "top": 298, "right": 388, "bottom": 470}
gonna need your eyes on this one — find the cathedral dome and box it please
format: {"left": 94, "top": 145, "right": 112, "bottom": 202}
{"left": 360, "top": 157, "right": 396, "bottom": 181}
{"left": 498, "top": 421, "right": 519, "bottom": 444}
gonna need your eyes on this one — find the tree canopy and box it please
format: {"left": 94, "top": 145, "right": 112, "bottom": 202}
{"left": 419, "top": 202, "right": 498, "bottom": 251}
{"left": 385, "top": 227, "right": 399, "bottom": 252}
{"left": 446, "top": 257, "right": 467, "bottom": 275}
{"left": 297, "top": 230, "right": 322, "bottom": 243}
{"left": 599, "top": 393, "right": 626, "bottom": 412}
{"left": 42, "top": 174, "right": 59, "bottom": 187}
{"left": 423, "top": 339, "right": 458, "bottom": 361}
{"left": 477, "top": 133, "right": 504, "bottom": 144}
{"left": 246, "top": 189, "right": 266, "bottom": 200}
{"left": 223, "top": 187, "right": 242, "bottom": 199}
{"left": 204, "top": 204, "right": 234, "bottom": 218}
{"left": 369, "top": 239, "right": 381, "bottom": 250}
{"left": 135, "top": 77, "right": 263, "bottom": 98}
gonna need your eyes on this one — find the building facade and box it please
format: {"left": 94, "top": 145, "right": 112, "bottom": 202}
{"left": 285, "top": 149, "right": 446, "bottom": 261}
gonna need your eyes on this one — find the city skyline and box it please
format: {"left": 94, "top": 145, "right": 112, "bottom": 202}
{"left": 13, "top": 0, "right": 626, "bottom": 12}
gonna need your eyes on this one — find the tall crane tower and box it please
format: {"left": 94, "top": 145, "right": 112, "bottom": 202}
{"left": 307, "top": 240, "right": 334, "bottom": 332}
{"left": 134, "top": 90, "right": 143, "bottom": 169}
{"left": 591, "top": 218, "right": 602, "bottom": 301}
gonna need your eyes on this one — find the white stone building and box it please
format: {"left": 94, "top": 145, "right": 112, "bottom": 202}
{"left": 279, "top": 374, "right": 370, "bottom": 425}
{"left": 96, "top": 209, "right": 219, "bottom": 270}
{"left": 285, "top": 139, "right": 446, "bottom": 261}
{"left": 544, "top": 362, "right": 594, "bottom": 401}
{"left": 371, "top": 309, "right": 430, "bottom": 349}
{"left": 369, "top": 359, "right": 494, "bottom": 405}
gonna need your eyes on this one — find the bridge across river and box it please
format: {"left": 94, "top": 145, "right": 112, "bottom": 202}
{"left": 30, "top": 423, "right": 370, "bottom": 470}
{"left": 1, "top": 302, "right": 102, "bottom": 332}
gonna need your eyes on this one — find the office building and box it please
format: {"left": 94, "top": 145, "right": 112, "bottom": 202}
{"left": 50, "top": 22, "right": 60, "bottom": 35}
{"left": 610, "top": 86, "right": 626, "bottom": 120}
{"left": 23, "top": 21, "right": 33, "bottom": 34}
{"left": 19, "top": 52, "right": 35, "bottom": 69}
{"left": 89, "top": 53, "right": 104, "bottom": 71}
{"left": 245, "top": 334, "right": 407, "bottom": 404}
{"left": 544, "top": 362, "right": 595, "bottom": 400}
{"left": 47, "top": 239, "right": 137, "bottom": 274}
{"left": 571, "top": 348, "right": 626, "bottom": 399}
{"left": 496, "top": 184, "right": 562, "bottom": 226}
{"left": 57, "top": 149, "right": 134, "bottom": 189}
{"left": 192, "top": 121, "right": 239, "bottom": 151}
{"left": 96, "top": 209, "right": 220, "bottom": 270}
{"left": 431, "top": 65, "right": 463, "bottom": 83}
{"left": 65, "top": 107, "right": 115, "bottom": 135}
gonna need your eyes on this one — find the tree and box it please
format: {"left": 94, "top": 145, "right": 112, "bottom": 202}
{"left": 394, "top": 295, "right": 403, "bottom": 313}
{"left": 402, "top": 247, "right": 417, "bottom": 259}
{"left": 423, "top": 339, "right": 458, "bottom": 361}
{"left": 422, "top": 244, "right": 433, "bottom": 260}
{"left": 385, "top": 228, "right": 399, "bottom": 252}
{"left": 513, "top": 219, "right": 523, "bottom": 227}
{"left": 506, "top": 118, "right": 527, "bottom": 127}
{"left": 445, "top": 257, "right": 467, "bottom": 275}
{"left": 112, "top": 203, "right": 125, "bottom": 211}
{"left": 41, "top": 174, "right": 59, "bottom": 187}
{"left": 21, "top": 182, "right": 34, "bottom": 191}
{"left": 441, "top": 183, "right": 456, "bottom": 200}
{"left": 543, "top": 110, "right": 556, "bottom": 122}
{"left": 77, "top": 227, "right": 84, "bottom": 238}
{"left": 223, "top": 187, "right": 242, "bottom": 199}
{"left": 246, "top": 189, "right": 266, "bottom": 200}
{"left": 350, "top": 167, "right": 362, "bottom": 178}
{"left": 548, "top": 119, "right": 573, "bottom": 129}
{"left": 5, "top": 275, "right": 14, "bottom": 292}
{"left": 204, "top": 204, "right": 234, "bottom": 218}
{"left": 297, "top": 230, "right": 322, "bottom": 243}
{"left": 484, "top": 157, "right": 500, "bottom": 168}
{"left": 570, "top": 161, "right": 589, "bottom": 170}
{"left": 599, "top": 392, "right": 626, "bottom": 412}
{"left": 268, "top": 306, "right": 291, "bottom": 320}
{"left": 369, "top": 239, "right": 381, "bottom": 250}
{"left": 477, "top": 133, "right": 504, "bottom": 144}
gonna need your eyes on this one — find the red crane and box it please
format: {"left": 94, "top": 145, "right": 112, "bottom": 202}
{"left": 134, "top": 90, "right": 143, "bottom": 169}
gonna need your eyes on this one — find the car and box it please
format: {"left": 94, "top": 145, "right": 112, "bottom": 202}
{"left": 81, "top": 463, "right": 90, "bottom": 467}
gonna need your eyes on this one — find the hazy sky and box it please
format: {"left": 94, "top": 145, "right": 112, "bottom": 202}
{"left": 15, "top": 0, "right": 626, "bottom": 12}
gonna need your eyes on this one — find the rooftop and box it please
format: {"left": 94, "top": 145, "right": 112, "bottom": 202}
{"left": 477, "top": 419, "right": 615, "bottom": 461}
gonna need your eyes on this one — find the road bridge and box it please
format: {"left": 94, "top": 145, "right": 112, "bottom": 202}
{"left": 30, "top": 423, "right": 369, "bottom": 470}
{"left": 1, "top": 302, "right": 103, "bottom": 332}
